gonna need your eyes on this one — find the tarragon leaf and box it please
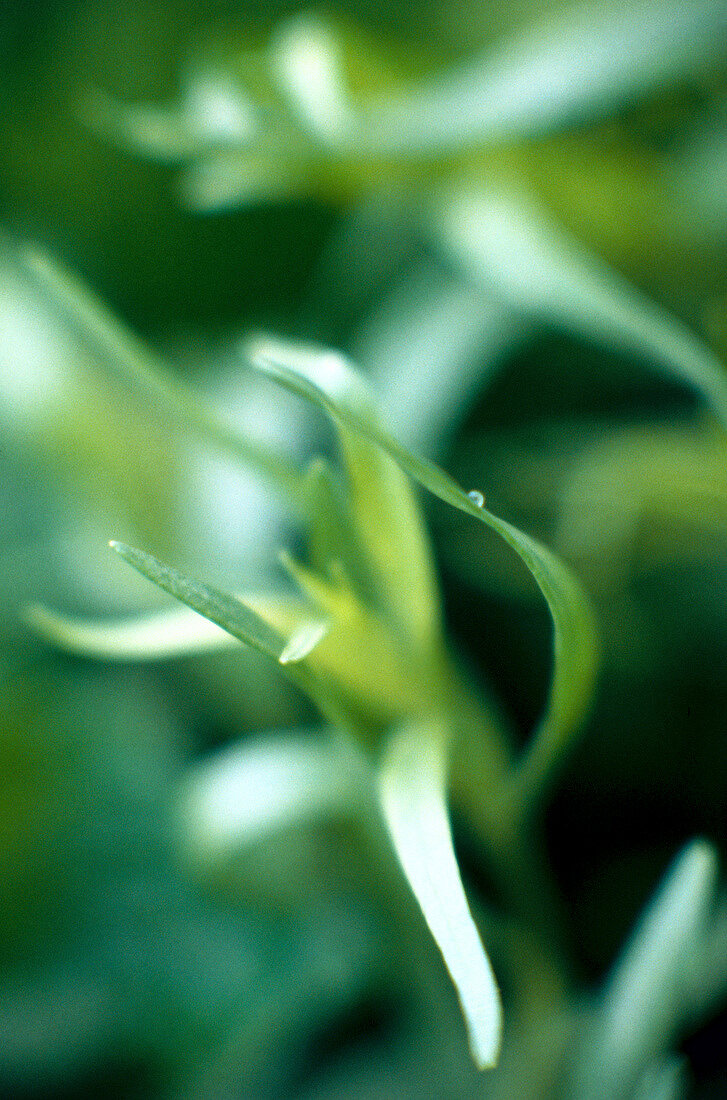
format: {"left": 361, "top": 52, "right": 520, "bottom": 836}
{"left": 378, "top": 717, "right": 502, "bottom": 1069}
{"left": 568, "top": 840, "right": 719, "bottom": 1100}
{"left": 249, "top": 337, "right": 599, "bottom": 816}
{"left": 250, "top": 336, "right": 442, "bottom": 651}
{"left": 431, "top": 188, "right": 727, "bottom": 428}
{"left": 109, "top": 542, "right": 326, "bottom": 665}
{"left": 24, "top": 591, "right": 320, "bottom": 662}
{"left": 366, "top": 0, "right": 727, "bottom": 154}
{"left": 181, "top": 732, "right": 369, "bottom": 863}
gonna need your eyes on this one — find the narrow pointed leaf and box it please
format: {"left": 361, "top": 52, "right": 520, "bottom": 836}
{"left": 378, "top": 719, "right": 502, "bottom": 1069}
{"left": 366, "top": 0, "right": 727, "bottom": 153}
{"left": 569, "top": 840, "right": 718, "bottom": 1100}
{"left": 431, "top": 189, "right": 727, "bottom": 427}
{"left": 25, "top": 592, "right": 316, "bottom": 662}
{"left": 251, "top": 336, "right": 442, "bottom": 649}
{"left": 249, "top": 337, "right": 598, "bottom": 813}
{"left": 109, "top": 541, "right": 327, "bottom": 665}
{"left": 25, "top": 601, "right": 235, "bottom": 661}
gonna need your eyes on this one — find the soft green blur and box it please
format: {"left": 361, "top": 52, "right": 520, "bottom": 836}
{"left": 2, "top": 1, "right": 727, "bottom": 1097}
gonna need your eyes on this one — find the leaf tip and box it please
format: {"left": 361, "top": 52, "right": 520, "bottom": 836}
{"left": 279, "top": 619, "right": 329, "bottom": 664}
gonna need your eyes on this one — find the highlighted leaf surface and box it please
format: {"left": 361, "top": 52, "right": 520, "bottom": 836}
{"left": 432, "top": 189, "right": 727, "bottom": 428}
{"left": 250, "top": 337, "right": 598, "bottom": 809}
{"left": 378, "top": 718, "right": 501, "bottom": 1069}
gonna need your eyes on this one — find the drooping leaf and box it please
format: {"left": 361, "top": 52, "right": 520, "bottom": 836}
{"left": 365, "top": 0, "right": 727, "bottom": 154}
{"left": 249, "top": 337, "right": 599, "bottom": 816}
{"left": 431, "top": 188, "right": 727, "bottom": 427}
{"left": 378, "top": 717, "right": 502, "bottom": 1069}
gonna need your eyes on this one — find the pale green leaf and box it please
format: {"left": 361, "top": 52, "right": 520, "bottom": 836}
{"left": 25, "top": 601, "right": 236, "bottom": 661}
{"left": 181, "top": 732, "right": 369, "bottom": 863}
{"left": 366, "top": 0, "right": 727, "bottom": 153}
{"left": 109, "top": 541, "right": 326, "bottom": 665}
{"left": 250, "top": 336, "right": 443, "bottom": 651}
{"left": 568, "top": 839, "right": 719, "bottom": 1100}
{"left": 378, "top": 718, "right": 502, "bottom": 1069}
{"left": 431, "top": 189, "right": 727, "bottom": 427}
{"left": 353, "top": 264, "right": 528, "bottom": 454}
{"left": 249, "top": 337, "right": 599, "bottom": 815}
{"left": 26, "top": 592, "right": 320, "bottom": 663}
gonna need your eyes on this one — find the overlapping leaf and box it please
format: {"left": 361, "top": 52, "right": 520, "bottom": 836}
{"left": 248, "top": 336, "right": 599, "bottom": 816}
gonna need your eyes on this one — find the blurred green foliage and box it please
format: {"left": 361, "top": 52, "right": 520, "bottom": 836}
{"left": 3, "top": 1, "right": 727, "bottom": 1097}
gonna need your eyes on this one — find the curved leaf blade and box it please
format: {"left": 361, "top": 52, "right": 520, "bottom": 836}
{"left": 182, "top": 732, "right": 369, "bottom": 863}
{"left": 26, "top": 592, "right": 323, "bottom": 663}
{"left": 378, "top": 718, "right": 502, "bottom": 1069}
{"left": 431, "top": 189, "right": 727, "bottom": 427}
{"left": 249, "top": 337, "right": 599, "bottom": 812}
{"left": 366, "top": 0, "right": 727, "bottom": 153}
{"left": 18, "top": 248, "right": 304, "bottom": 501}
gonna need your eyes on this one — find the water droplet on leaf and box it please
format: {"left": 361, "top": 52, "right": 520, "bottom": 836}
{"left": 467, "top": 490, "right": 485, "bottom": 508}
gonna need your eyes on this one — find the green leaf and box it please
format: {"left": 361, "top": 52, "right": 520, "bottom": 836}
{"left": 569, "top": 839, "right": 719, "bottom": 1100}
{"left": 431, "top": 188, "right": 727, "bottom": 427}
{"left": 251, "top": 336, "right": 443, "bottom": 651}
{"left": 378, "top": 718, "right": 501, "bottom": 1069}
{"left": 18, "top": 248, "right": 305, "bottom": 502}
{"left": 249, "top": 336, "right": 599, "bottom": 815}
{"left": 26, "top": 592, "right": 319, "bottom": 663}
{"left": 181, "top": 732, "right": 369, "bottom": 863}
{"left": 354, "top": 264, "right": 528, "bottom": 454}
{"left": 365, "top": 0, "right": 727, "bottom": 153}
{"left": 109, "top": 541, "right": 326, "bottom": 665}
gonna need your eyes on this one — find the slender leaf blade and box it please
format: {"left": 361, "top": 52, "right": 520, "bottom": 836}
{"left": 568, "top": 840, "right": 718, "bottom": 1100}
{"left": 366, "top": 0, "right": 727, "bottom": 153}
{"left": 109, "top": 541, "right": 327, "bottom": 664}
{"left": 18, "top": 248, "right": 304, "bottom": 500}
{"left": 182, "top": 732, "right": 368, "bottom": 862}
{"left": 378, "top": 718, "right": 502, "bottom": 1069}
{"left": 249, "top": 338, "right": 599, "bottom": 810}
{"left": 25, "top": 592, "right": 318, "bottom": 662}
{"left": 431, "top": 188, "right": 727, "bottom": 427}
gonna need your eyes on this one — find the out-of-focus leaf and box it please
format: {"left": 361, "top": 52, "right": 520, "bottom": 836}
{"left": 109, "top": 542, "right": 326, "bottom": 666}
{"left": 568, "top": 839, "right": 719, "bottom": 1100}
{"left": 269, "top": 15, "right": 353, "bottom": 146}
{"left": 378, "top": 717, "right": 501, "bottom": 1069}
{"left": 632, "top": 1058, "right": 686, "bottom": 1100}
{"left": 366, "top": 0, "right": 727, "bottom": 154}
{"left": 18, "top": 249, "right": 305, "bottom": 501}
{"left": 181, "top": 732, "right": 369, "bottom": 864}
{"left": 249, "top": 337, "right": 598, "bottom": 817}
{"left": 431, "top": 189, "right": 727, "bottom": 427}
{"left": 555, "top": 423, "right": 727, "bottom": 585}
{"left": 352, "top": 263, "right": 528, "bottom": 454}
{"left": 85, "top": 69, "right": 257, "bottom": 162}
